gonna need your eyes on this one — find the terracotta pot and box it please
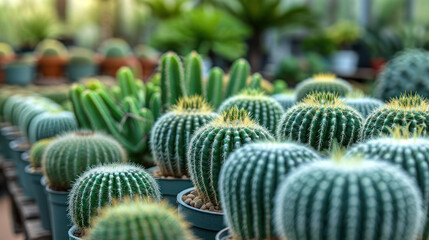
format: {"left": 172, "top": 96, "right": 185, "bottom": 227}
{"left": 0, "top": 55, "right": 14, "bottom": 83}
{"left": 100, "top": 57, "right": 141, "bottom": 78}
{"left": 38, "top": 56, "right": 67, "bottom": 78}
{"left": 370, "top": 58, "right": 386, "bottom": 75}
{"left": 138, "top": 58, "right": 158, "bottom": 81}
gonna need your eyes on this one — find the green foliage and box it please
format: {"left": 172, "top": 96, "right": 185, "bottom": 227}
{"left": 29, "top": 138, "right": 54, "bottom": 169}
{"left": 275, "top": 53, "right": 328, "bottom": 84}
{"left": 301, "top": 33, "right": 337, "bottom": 56}
{"left": 220, "top": 142, "right": 320, "bottom": 239}
{"left": 326, "top": 20, "right": 361, "bottom": 47}
{"left": 99, "top": 38, "right": 132, "bottom": 58}
{"left": 69, "top": 164, "right": 160, "bottom": 230}
{"left": 0, "top": 42, "right": 14, "bottom": 57}
{"left": 43, "top": 131, "right": 127, "bottom": 191}
{"left": 35, "top": 39, "right": 67, "bottom": 57}
{"left": 187, "top": 108, "right": 273, "bottom": 206}
{"left": 277, "top": 92, "right": 363, "bottom": 151}
{"left": 140, "top": 0, "right": 191, "bottom": 19}
{"left": 295, "top": 73, "right": 352, "bottom": 101}
{"left": 344, "top": 97, "right": 384, "bottom": 118}
{"left": 271, "top": 94, "right": 296, "bottom": 111}
{"left": 225, "top": 58, "right": 250, "bottom": 98}
{"left": 68, "top": 47, "right": 95, "bottom": 65}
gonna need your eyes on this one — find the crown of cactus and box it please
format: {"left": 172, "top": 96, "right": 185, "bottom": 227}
{"left": 295, "top": 73, "right": 352, "bottom": 101}
{"left": 86, "top": 200, "right": 192, "bottom": 240}
{"left": 69, "top": 164, "right": 160, "bottom": 230}
{"left": 187, "top": 107, "right": 274, "bottom": 206}
{"left": 29, "top": 138, "right": 54, "bottom": 169}
{"left": 219, "top": 142, "right": 320, "bottom": 240}
{"left": 218, "top": 89, "right": 284, "bottom": 134}
{"left": 362, "top": 94, "right": 429, "bottom": 140}
{"left": 43, "top": 131, "right": 127, "bottom": 190}
{"left": 68, "top": 47, "right": 95, "bottom": 65}
{"left": 274, "top": 156, "right": 424, "bottom": 240}
{"left": 271, "top": 93, "right": 296, "bottom": 111}
{"left": 344, "top": 97, "right": 383, "bottom": 118}
{"left": 28, "top": 110, "right": 78, "bottom": 144}
{"left": 99, "top": 38, "right": 132, "bottom": 58}
{"left": 0, "top": 42, "right": 14, "bottom": 57}
{"left": 150, "top": 96, "right": 218, "bottom": 177}
{"left": 277, "top": 92, "right": 363, "bottom": 151}
{"left": 35, "top": 39, "right": 68, "bottom": 57}
{"left": 376, "top": 49, "right": 429, "bottom": 101}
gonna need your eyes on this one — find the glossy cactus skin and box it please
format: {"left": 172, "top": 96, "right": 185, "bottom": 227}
{"left": 295, "top": 73, "right": 352, "bottom": 101}
{"left": 151, "top": 96, "right": 218, "bottom": 177}
{"left": 271, "top": 94, "right": 296, "bottom": 111}
{"left": 29, "top": 138, "right": 54, "bottom": 169}
{"left": 225, "top": 58, "right": 250, "bottom": 98}
{"left": 362, "top": 94, "right": 429, "bottom": 140}
{"left": 218, "top": 90, "right": 284, "bottom": 134}
{"left": 187, "top": 108, "right": 274, "bottom": 206}
{"left": 277, "top": 92, "right": 363, "bottom": 151}
{"left": 344, "top": 97, "right": 383, "bottom": 118}
{"left": 86, "top": 201, "right": 193, "bottom": 240}
{"left": 43, "top": 131, "right": 127, "bottom": 191}
{"left": 219, "top": 142, "right": 320, "bottom": 240}
{"left": 69, "top": 164, "right": 160, "bottom": 230}
{"left": 206, "top": 67, "right": 224, "bottom": 108}
{"left": 28, "top": 111, "right": 78, "bottom": 144}
{"left": 184, "top": 51, "right": 203, "bottom": 96}
{"left": 274, "top": 159, "right": 424, "bottom": 240}
{"left": 160, "top": 52, "right": 185, "bottom": 111}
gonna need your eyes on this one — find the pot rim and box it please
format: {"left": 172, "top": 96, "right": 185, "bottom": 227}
{"left": 177, "top": 187, "right": 223, "bottom": 216}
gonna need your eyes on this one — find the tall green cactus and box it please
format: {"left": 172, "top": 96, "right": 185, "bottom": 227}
{"left": 149, "top": 92, "right": 161, "bottom": 121}
{"left": 187, "top": 107, "right": 273, "bottom": 206}
{"left": 206, "top": 67, "right": 224, "bottom": 108}
{"left": 28, "top": 111, "right": 78, "bottom": 144}
{"left": 160, "top": 52, "right": 185, "bottom": 111}
{"left": 68, "top": 164, "right": 160, "bottom": 230}
{"left": 274, "top": 156, "right": 424, "bottom": 240}
{"left": 220, "top": 142, "right": 320, "bottom": 240}
{"left": 225, "top": 58, "right": 250, "bottom": 98}
{"left": 248, "top": 73, "right": 262, "bottom": 90}
{"left": 184, "top": 51, "right": 203, "bottom": 96}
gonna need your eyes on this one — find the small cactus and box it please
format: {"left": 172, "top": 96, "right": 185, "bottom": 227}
{"left": 344, "top": 97, "right": 383, "bottom": 118}
{"left": 99, "top": 38, "right": 132, "bottom": 58}
{"left": 69, "top": 164, "right": 160, "bottom": 230}
{"left": 29, "top": 138, "right": 54, "bottom": 169}
{"left": 160, "top": 52, "right": 185, "bottom": 112}
{"left": 295, "top": 73, "right": 352, "bottom": 101}
{"left": 150, "top": 96, "right": 218, "bottom": 177}
{"left": 277, "top": 92, "right": 363, "bottom": 151}
{"left": 184, "top": 51, "right": 203, "bottom": 96}
{"left": 28, "top": 111, "right": 78, "bottom": 144}
{"left": 219, "top": 142, "right": 320, "bottom": 240}
{"left": 42, "top": 131, "right": 127, "bottom": 190}
{"left": 274, "top": 156, "right": 424, "bottom": 240}
{"left": 218, "top": 89, "right": 284, "bottom": 134}
{"left": 225, "top": 58, "right": 250, "bottom": 98}
{"left": 187, "top": 107, "right": 274, "bottom": 206}
{"left": 68, "top": 47, "right": 95, "bottom": 65}
{"left": 35, "top": 39, "right": 68, "bottom": 57}
{"left": 271, "top": 93, "right": 296, "bottom": 111}
{"left": 86, "top": 200, "right": 193, "bottom": 240}
{"left": 206, "top": 67, "right": 224, "bottom": 108}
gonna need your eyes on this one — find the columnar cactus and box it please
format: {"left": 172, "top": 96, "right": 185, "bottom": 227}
{"left": 150, "top": 96, "right": 218, "bottom": 177}
{"left": 344, "top": 97, "right": 384, "bottom": 118}
{"left": 225, "top": 58, "right": 250, "bottom": 98}
{"left": 271, "top": 93, "right": 296, "bottom": 111}
{"left": 206, "top": 67, "right": 224, "bottom": 108}
{"left": 86, "top": 201, "right": 193, "bottom": 240}
{"left": 295, "top": 73, "right": 352, "bottom": 101}
{"left": 187, "top": 107, "right": 273, "bottom": 206}
{"left": 274, "top": 157, "right": 424, "bottom": 240}
{"left": 160, "top": 52, "right": 185, "bottom": 111}
{"left": 219, "top": 142, "right": 320, "bottom": 240}
{"left": 218, "top": 89, "right": 284, "bottom": 134}
{"left": 248, "top": 73, "right": 262, "bottom": 90}
{"left": 277, "top": 92, "right": 363, "bottom": 151}
{"left": 28, "top": 111, "right": 78, "bottom": 144}
{"left": 184, "top": 51, "right": 203, "bottom": 96}
{"left": 42, "top": 131, "right": 127, "bottom": 190}
{"left": 29, "top": 138, "right": 54, "bottom": 169}
{"left": 362, "top": 94, "right": 429, "bottom": 140}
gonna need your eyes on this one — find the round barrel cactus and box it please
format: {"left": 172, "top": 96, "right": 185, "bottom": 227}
{"left": 29, "top": 138, "right": 54, "bottom": 169}
{"left": 295, "top": 73, "right": 352, "bottom": 101}
{"left": 344, "top": 97, "right": 383, "bottom": 118}
{"left": 188, "top": 107, "right": 274, "bottom": 206}
{"left": 43, "top": 131, "right": 127, "bottom": 190}
{"left": 271, "top": 93, "right": 296, "bottom": 111}
{"left": 274, "top": 157, "right": 424, "bottom": 240}
{"left": 28, "top": 111, "right": 78, "bottom": 143}
{"left": 218, "top": 89, "right": 284, "bottom": 134}
{"left": 86, "top": 201, "right": 193, "bottom": 240}
{"left": 69, "top": 164, "right": 160, "bottom": 230}
{"left": 277, "top": 92, "right": 363, "bottom": 151}
{"left": 362, "top": 94, "right": 429, "bottom": 140}
{"left": 219, "top": 142, "right": 320, "bottom": 240}
{"left": 151, "top": 96, "right": 218, "bottom": 177}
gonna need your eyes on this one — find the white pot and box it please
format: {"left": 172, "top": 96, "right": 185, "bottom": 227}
{"left": 331, "top": 50, "right": 359, "bottom": 76}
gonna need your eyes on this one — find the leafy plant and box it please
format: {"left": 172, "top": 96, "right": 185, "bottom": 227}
{"left": 326, "top": 20, "right": 361, "bottom": 48}
{"left": 139, "top": 0, "right": 192, "bottom": 19}
{"left": 275, "top": 53, "right": 329, "bottom": 84}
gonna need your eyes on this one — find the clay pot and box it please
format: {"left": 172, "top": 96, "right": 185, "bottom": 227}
{"left": 138, "top": 57, "right": 158, "bottom": 81}
{"left": 38, "top": 56, "right": 68, "bottom": 78}
{"left": 100, "top": 57, "right": 141, "bottom": 78}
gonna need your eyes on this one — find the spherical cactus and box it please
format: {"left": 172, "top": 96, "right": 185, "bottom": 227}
{"left": 18, "top": 98, "right": 61, "bottom": 136}
{"left": 344, "top": 97, "right": 383, "bottom": 118}
{"left": 274, "top": 157, "right": 424, "bottom": 240}
{"left": 29, "top": 138, "right": 54, "bottom": 169}
{"left": 376, "top": 49, "right": 429, "bottom": 101}
{"left": 150, "top": 96, "right": 218, "bottom": 177}
{"left": 271, "top": 93, "right": 296, "bottom": 111}
{"left": 187, "top": 107, "right": 274, "bottom": 206}
{"left": 295, "top": 73, "right": 352, "bottom": 101}
{"left": 219, "top": 142, "right": 320, "bottom": 240}
{"left": 28, "top": 111, "right": 78, "bottom": 144}
{"left": 69, "top": 164, "right": 161, "bottom": 230}
{"left": 277, "top": 92, "right": 363, "bottom": 151}
{"left": 86, "top": 200, "right": 193, "bottom": 240}
{"left": 43, "top": 131, "right": 127, "bottom": 190}
{"left": 218, "top": 89, "right": 284, "bottom": 134}
{"left": 362, "top": 94, "right": 429, "bottom": 140}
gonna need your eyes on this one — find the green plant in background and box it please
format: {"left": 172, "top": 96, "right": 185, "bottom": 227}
{"left": 219, "top": 142, "right": 320, "bottom": 240}
{"left": 134, "top": 44, "right": 160, "bottom": 59}
{"left": 140, "top": 0, "right": 192, "bottom": 20}
{"left": 218, "top": 89, "right": 284, "bottom": 134}
{"left": 301, "top": 32, "right": 337, "bottom": 56}
{"left": 69, "top": 164, "right": 160, "bottom": 230}
{"left": 274, "top": 155, "right": 424, "bottom": 240}
{"left": 29, "top": 138, "right": 54, "bottom": 170}
{"left": 362, "top": 94, "right": 429, "bottom": 140}
{"left": 295, "top": 73, "right": 352, "bottom": 101}
{"left": 35, "top": 39, "right": 68, "bottom": 57}
{"left": 344, "top": 91, "right": 384, "bottom": 118}
{"left": 187, "top": 107, "right": 273, "bottom": 206}
{"left": 99, "top": 38, "right": 132, "bottom": 58}
{"left": 271, "top": 93, "right": 296, "bottom": 111}
{"left": 151, "top": 96, "right": 218, "bottom": 178}
{"left": 326, "top": 20, "right": 361, "bottom": 49}
{"left": 28, "top": 111, "right": 78, "bottom": 144}
{"left": 272, "top": 80, "right": 288, "bottom": 94}
{"left": 277, "top": 92, "right": 363, "bottom": 152}
{"left": 0, "top": 42, "right": 14, "bottom": 57}
{"left": 68, "top": 47, "right": 95, "bottom": 65}
{"left": 86, "top": 200, "right": 194, "bottom": 240}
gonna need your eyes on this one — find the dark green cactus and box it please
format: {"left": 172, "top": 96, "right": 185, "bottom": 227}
{"left": 362, "top": 94, "right": 429, "bottom": 140}
{"left": 29, "top": 138, "right": 54, "bottom": 169}
{"left": 68, "top": 164, "right": 160, "bottom": 230}
{"left": 206, "top": 67, "right": 224, "bottom": 108}
{"left": 86, "top": 201, "right": 193, "bottom": 240}
{"left": 271, "top": 93, "right": 296, "bottom": 111}
{"left": 344, "top": 97, "right": 384, "bottom": 118}
{"left": 225, "top": 58, "right": 250, "bottom": 98}
{"left": 248, "top": 73, "right": 262, "bottom": 90}
{"left": 219, "top": 142, "right": 320, "bottom": 240}
{"left": 272, "top": 80, "right": 288, "bottom": 94}
{"left": 42, "top": 131, "right": 127, "bottom": 190}
{"left": 218, "top": 89, "right": 284, "bottom": 134}
{"left": 99, "top": 38, "right": 132, "bottom": 58}
{"left": 184, "top": 51, "right": 203, "bottom": 96}
{"left": 160, "top": 52, "right": 185, "bottom": 111}
{"left": 187, "top": 107, "right": 274, "bottom": 206}
{"left": 149, "top": 92, "right": 161, "bottom": 120}
{"left": 28, "top": 111, "right": 78, "bottom": 144}
{"left": 277, "top": 92, "right": 363, "bottom": 151}
{"left": 295, "top": 73, "right": 352, "bottom": 101}
{"left": 274, "top": 156, "right": 424, "bottom": 240}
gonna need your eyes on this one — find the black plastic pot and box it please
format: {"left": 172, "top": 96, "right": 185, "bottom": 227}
{"left": 46, "top": 186, "right": 71, "bottom": 240}
{"left": 1, "top": 126, "right": 21, "bottom": 160}
{"left": 177, "top": 187, "right": 225, "bottom": 240}
{"left": 68, "top": 225, "right": 83, "bottom": 240}
{"left": 216, "top": 228, "right": 231, "bottom": 240}
{"left": 26, "top": 166, "right": 51, "bottom": 230}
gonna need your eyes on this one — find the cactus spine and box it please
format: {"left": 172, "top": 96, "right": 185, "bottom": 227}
{"left": 160, "top": 52, "right": 185, "bottom": 111}
{"left": 225, "top": 58, "right": 250, "bottom": 98}
{"left": 28, "top": 111, "right": 78, "bottom": 144}
{"left": 206, "top": 67, "right": 224, "bottom": 108}
{"left": 295, "top": 73, "right": 352, "bottom": 101}
{"left": 219, "top": 142, "right": 320, "bottom": 240}
{"left": 184, "top": 51, "right": 203, "bottom": 96}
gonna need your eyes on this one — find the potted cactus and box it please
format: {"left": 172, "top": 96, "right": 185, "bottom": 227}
{"left": 66, "top": 47, "right": 99, "bottom": 82}
{"left": 99, "top": 38, "right": 140, "bottom": 77}
{"left": 294, "top": 73, "right": 352, "bottom": 101}
{"left": 0, "top": 42, "right": 15, "bottom": 83}
{"left": 35, "top": 39, "right": 68, "bottom": 78}
{"left": 3, "top": 54, "right": 36, "bottom": 85}
{"left": 135, "top": 44, "right": 159, "bottom": 80}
